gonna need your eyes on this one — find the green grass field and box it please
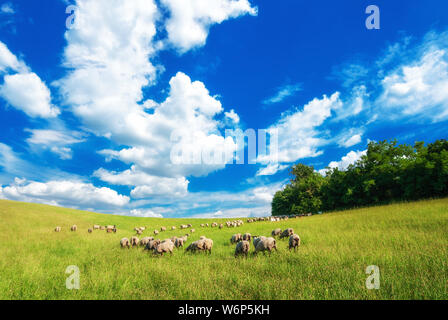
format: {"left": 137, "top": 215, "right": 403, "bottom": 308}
{"left": 0, "top": 198, "right": 447, "bottom": 300}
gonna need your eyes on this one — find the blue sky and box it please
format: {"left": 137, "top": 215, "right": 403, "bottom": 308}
{"left": 1, "top": 0, "right": 448, "bottom": 218}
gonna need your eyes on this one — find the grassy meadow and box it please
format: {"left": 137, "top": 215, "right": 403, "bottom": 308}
{"left": 0, "top": 198, "right": 447, "bottom": 300}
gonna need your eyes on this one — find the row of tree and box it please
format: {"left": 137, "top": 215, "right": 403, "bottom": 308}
{"left": 271, "top": 139, "right": 448, "bottom": 216}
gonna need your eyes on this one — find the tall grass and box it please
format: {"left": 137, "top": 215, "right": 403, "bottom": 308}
{"left": 0, "top": 198, "right": 447, "bottom": 300}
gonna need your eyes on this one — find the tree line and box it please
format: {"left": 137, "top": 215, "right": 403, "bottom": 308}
{"left": 271, "top": 139, "right": 448, "bottom": 216}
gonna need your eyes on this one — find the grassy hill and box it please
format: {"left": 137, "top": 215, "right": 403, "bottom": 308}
{"left": 0, "top": 198, "right": 447, "bottom": 300}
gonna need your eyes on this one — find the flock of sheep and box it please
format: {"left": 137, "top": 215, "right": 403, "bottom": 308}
{"left": 54, "top": 215, "right": 303, "bottom": 258}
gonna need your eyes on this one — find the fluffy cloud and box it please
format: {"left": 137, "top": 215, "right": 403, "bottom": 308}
{"left": 379, "top": 47, "right": 448, "bottom": 122}
{"left": 0, "top": 41, "right": 58, "bottom": 119}
{"left": 98, "top": 72, "right": 238, "bottom": 179}
{"left": 0, "top": 73, "right": 59, "bottom": 118}
{"left": 0, "top": 179, "right": 130, "bottom": 209}
{"left": 318, "top": 150, "right": 366, "bottom": 176}
{"left": 341, "top": 134, "right": 362, "bottom": 148}
{"left": 26, "top": 129, "right": 85, "bottom": 160}
{"left": 93, "top": 166, "right": 189, "bottom": 198}
{"left": 224, "top": 109, "right": 240, "bottom": 123}
{"left": 263, "top": 92, "right": 342, "bottom": 164}
{"left": 161, "top": 0, "right": 257, "bottom": 53}
{"left": 129, "top": 209, "right": 163, "bottom": 218}
{"left": 256, "top": 163, "right": 288, "bottom": 176}
{"left": 0, "top": 41, "right": 25, "bottom": 73}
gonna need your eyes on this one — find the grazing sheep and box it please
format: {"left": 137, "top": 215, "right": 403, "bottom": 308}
{"left": 100, "top": 226, "right": 105, "bottom": 230}
{"left": 200, "top": 224, "right": 205, "bottom": 227}
{"left": 271, "top": 228, "right": 282, "bottom": 237}
{"left": 171, "top": 226, "right": 176, "bottom": 230}
{"left": 136, "top": 229, "right": 143, "bottom": 235}
{"left": 145, "top": 239, "right": 161, "bottom": 251}
{"left": 252, "top": 236, "right": 267, "bottom": 248}
{"left": 219, "top": 224, "right": 223, "bottom": 229}
{"left": 131, "top": 236, "right": 139, "bottom": 247}
{"left": 154, "top": 240, "right": 174, "bottom": 256}
{"left": 154, "top": 230, "right": 159, "bottom": 236}
{"left": 230, "top": 233, "right": 242, "bottom": 244}
{"left": 205, "top": 223, "right": 209, "bottom": 227}
{"left": 93, "top": 225, "right": 100, "bottom": 230}
{"left": 254, "top": 237, "right": 277, "bottom": 255}
{"left": 235, "top": 240, "right": 250, "bottom": 258}
{"left": 161, "top": 227, "right": 167, "bottom": 232}
{"left": 140, "top": 237, "right": 152, "bottom": 247}
{"left": 203, "top": 238, "right": 213, "bottom": 254}
{"left": 71, "top": 225, "right": 77, "bottom": 232}
{"left": 174, "top": 238, "right": 184, "bottom": 248}
{"left": 187, "top": 224, "right": 192, "bottom": 228}
{"left": 289, "top": 234, "right": 301, "bottom": 251}
{"left": 88, "top": 228, "right": 93, "bottom": 233}
{"left": 185, "top": 239, "right": 206, "bottom": 253}
{"left": 170, "top": 236, "right": 178, "bottom": 243}
{"left": 242, "top": 233, "right": 252, "bottom": 242}
{"left": 280, "top": 228, "right": 294, "bottom": 239}
{"left": 120, "top": 238, "right": 130, "bottom": 249}
{"left": 190, "top": 229, "right": 195, "bottom": 233}
{"left": 55, "top": 226, "right": 61, "bottom": 232}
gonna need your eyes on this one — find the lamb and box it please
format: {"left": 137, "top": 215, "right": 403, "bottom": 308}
{"left": 93, "top": 225, "right": 100, "bottom": 230}
{"left": 280, "top": 228, "right": 294, "bottom": 239}
{"left": 131, "top": 236, "right": 139, "bottom": 247}
{"left": 160, "top": 226, "right": 167, "bottom": 232}
{"left": 145, "top": 239, "right": 161, "bottom": 251}
{"left": 230, "top": 233, "right": 242, "bottom": 244}
{"left": 154, "top": 230, "right": 159, "bottom": 236}
{"left": 242, "top": 233, "right": 252, "bottom": 242}
{"left": 71, "top": 225, "right": 77, "bottom": 232}
{"left": 254, "top": 237, "right": 277, "bottom": 255}
{"left": 120, "top": 238, "right": 130, "bottom": 249}
{"left": 88, "top": 229, "right": 93, "bottom": 233}
{"left": 171, "top": 226, "right": 176, "bottom": 230}
{"left": 190, "top": 229, "right": 195, "bottom": 233}
{"left": 289, "top": 234, "right": 301, "bottom": 251}
{"left": 55, "top": 226, "right": 61, "bottom": 232}
{"left": 271, "top": 228, "right": 282, "bottom": 237}
{"left": 235, "top": 240, "right": 250, "bottom": 258}
{"left": 154, "top": 240, "right": 174, "bottom": 256}
{"left": 136, "top": 229, "right": 143, "bottom": 235}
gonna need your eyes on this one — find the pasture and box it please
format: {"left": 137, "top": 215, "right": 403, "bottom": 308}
{"left": 0, "top": 198, "right": 447, "bottom": 300}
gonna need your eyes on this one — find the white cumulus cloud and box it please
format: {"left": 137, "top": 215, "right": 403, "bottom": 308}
{"left": 161, "top": 0, "right": 257, "bottom": 53}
